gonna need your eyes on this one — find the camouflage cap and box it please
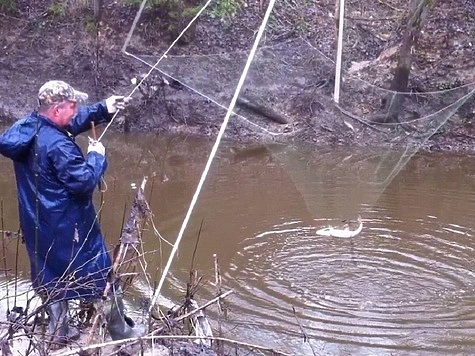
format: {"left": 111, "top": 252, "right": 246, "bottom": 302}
{"left": 37, "top": 80, "right": 88, "bottom": 106}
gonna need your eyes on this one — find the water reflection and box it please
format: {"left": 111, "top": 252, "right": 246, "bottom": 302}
{"left": 1, "top": 131, "right": 475, "bottom": 354}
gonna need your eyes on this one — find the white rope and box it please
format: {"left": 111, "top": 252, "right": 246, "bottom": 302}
{"left": 148, "top": 0, "right": 278, "bottom": 314}
{"left": 98, "top": 0, "right": 213, "bottom": 141}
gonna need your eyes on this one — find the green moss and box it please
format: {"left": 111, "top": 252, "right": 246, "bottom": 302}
{"left": 48, "top": 2, "right": 67, "bottom": 18}
{"left": 211, "top": 0, "right": 242, "bottom": 18}
{"left": 0, "top": 0, "right": 16, "bottom": 14}
{"left": 85, "top": 15, "right": 98, "bottom": 35}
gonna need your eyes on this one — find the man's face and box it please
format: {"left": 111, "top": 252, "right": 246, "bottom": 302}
{"left": 54, "top": 100, "right": 78, "bottom": 128}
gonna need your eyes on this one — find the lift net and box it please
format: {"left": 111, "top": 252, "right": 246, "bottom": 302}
{"left": 123, "top": 1, "right": 475, "bottom": 219}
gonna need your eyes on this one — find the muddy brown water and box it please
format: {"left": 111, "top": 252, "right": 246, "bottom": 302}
{"left": 1, "top": 131, "right": 475, "bottom": 354}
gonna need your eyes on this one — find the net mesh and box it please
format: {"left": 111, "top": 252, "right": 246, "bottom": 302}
{"left": 123, "top": 1, "right": 475, "bottom": 214}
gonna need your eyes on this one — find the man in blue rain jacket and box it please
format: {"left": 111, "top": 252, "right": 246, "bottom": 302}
{"left": 0, "top": 80, "right": 142, "bottom": 345}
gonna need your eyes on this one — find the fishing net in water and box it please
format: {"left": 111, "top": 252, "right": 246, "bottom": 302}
{"left": 123, "top": 1, "right": 475, "bottom": 219}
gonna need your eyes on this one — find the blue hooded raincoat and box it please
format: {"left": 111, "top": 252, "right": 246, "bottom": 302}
{"left": 0, "top": 102, "right": 113, "bottom": 301}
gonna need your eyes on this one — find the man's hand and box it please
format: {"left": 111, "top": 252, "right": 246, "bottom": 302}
{"left": 105, "top": 95, "right": 132, "bottom": 113}
{"left": 87, "top": 138, "right": 105, "bottom": 156}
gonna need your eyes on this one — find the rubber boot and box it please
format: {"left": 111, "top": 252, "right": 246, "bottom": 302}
{"left": 46, "top": 300, "right": 80, "bottom": 347}
{"left": 106, "top": 291, "right": 147, "bottom": 341}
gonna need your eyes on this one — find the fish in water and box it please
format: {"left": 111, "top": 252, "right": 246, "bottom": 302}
{"left": 316, "top": 215, "right": 363, "bottom": 238}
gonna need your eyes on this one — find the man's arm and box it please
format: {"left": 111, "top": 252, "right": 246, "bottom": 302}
{"left": 50, "top": 139, "right": 107, "bottom": 196}
{"left": 67, "top": 101, "right": 112, "bottom": 136}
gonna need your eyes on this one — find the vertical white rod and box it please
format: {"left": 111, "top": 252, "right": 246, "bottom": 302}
{"left": 333, "top": 0, "right": 345, "bottom": 103}
{"left": 148, "top": 0, "right": 278, "bottom": 316}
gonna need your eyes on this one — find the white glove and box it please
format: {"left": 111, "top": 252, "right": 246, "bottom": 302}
{"left": 87, "top": 138, "right": 105, "bottom": 156}
{"left": 105, "top": 95, "right": 132, "bottom": 113}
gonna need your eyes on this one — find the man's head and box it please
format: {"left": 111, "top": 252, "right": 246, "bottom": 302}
{"left": 37, "top": 80, "right": 88, "bottom": 128}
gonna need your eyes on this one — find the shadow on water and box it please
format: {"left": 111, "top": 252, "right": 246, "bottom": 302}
{"left": 1, "top": 130, "right": 475, "bottom": 354}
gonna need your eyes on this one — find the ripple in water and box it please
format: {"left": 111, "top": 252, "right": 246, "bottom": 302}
{"left": 226, "top": 210, "right": 475, "bottom": 354}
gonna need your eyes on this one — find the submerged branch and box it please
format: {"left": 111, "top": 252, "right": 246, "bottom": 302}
{"left": 55, "top": 333, "right": 291, "bottom": 356}
{"left": 56, "top": 290, "right": 242, "bottom": 356}
{"left": 174, "top": 290, "right": 233, "bottom": 323}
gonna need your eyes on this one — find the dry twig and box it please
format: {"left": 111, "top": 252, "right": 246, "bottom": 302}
{"left": 55, "top": 333, "right": 291, "bottom": 356}
{"left": 292, "top": 306, "right": 317, "bottom": 356}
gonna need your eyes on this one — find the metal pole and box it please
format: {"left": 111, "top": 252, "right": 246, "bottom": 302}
{"left": 333, "top": 0, "right": 345, "bottom": 103}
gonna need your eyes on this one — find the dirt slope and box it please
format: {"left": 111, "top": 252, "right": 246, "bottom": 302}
{"left": 0, "top": 0, "right": 474, "bottom": 153}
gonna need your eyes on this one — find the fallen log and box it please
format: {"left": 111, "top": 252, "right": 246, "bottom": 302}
{"left": 237, "top": 96, "right": 290, "bottom": 124}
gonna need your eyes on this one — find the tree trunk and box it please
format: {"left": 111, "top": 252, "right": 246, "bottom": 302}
{"left": 384, "top": 0, "right": 437, "bottom": 123}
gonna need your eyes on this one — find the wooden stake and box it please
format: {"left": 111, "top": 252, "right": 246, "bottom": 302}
{"left": 91, "top": 122, "right": 97, "bottom": 140}
{"left": 334, "top": 0, "right": 345, "bottom": 103}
